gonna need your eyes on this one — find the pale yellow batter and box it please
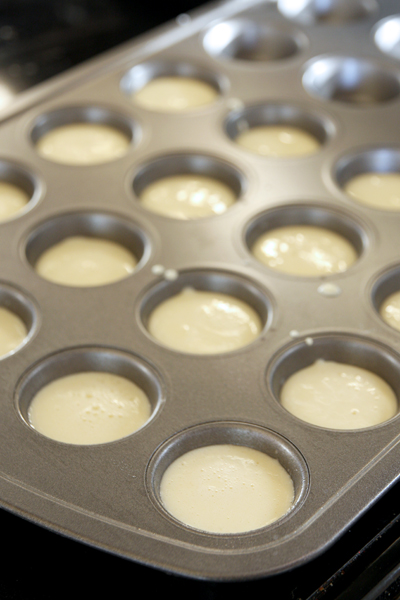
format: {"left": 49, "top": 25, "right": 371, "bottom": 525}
{"left": 0, "top": 307, "right": 28, "bottom": 357}
{"left": 28, "top": 371, "right": 151, "bottom": 445}
{"left": 0, "top": 182, "right": 29, "bottom": 220}
{"left": 251, "top": 225, "right": 357, "bottom": 276}
{"left": 160, "top": 444, "right": 294, "bottom": 534}
{"left": 35, "top": 236, "right": 137, "bottom": 287}
{"left": 281, "top": 360, "right": 397, "bottom": 429}
{"left": 36, "top": 123, "right": 130, "bottom": 165}
{"left": 344, "top": 172, "right": 400, "bottom": 210}
{"left": 235, "top": 125, "right": 320, "bottom": 157}
{"left": 139, "top": 174, "right": 236, "bottom": 219}
{"left": 148, "top": 287, "right": 262, "bottom": 354}
{"left": 132, "top": 76, "right": 218, "bottom": 112}
{"left": 380, "top": 291, "right": 400, "bottom": 331}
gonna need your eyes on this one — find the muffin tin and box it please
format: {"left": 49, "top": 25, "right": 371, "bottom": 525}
{"left": 0, "top": 0, "right": 400, "bottom": 581}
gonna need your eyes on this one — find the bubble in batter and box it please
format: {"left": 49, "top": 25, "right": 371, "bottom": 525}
{"left": 148, "top": 287, "right": 262, "bottom": 354}
{"left": 281, "top": 360, "right": 397, "bottom": 429}
{"left": 344, "top": 172, "right": 400, "bottom": 210}
{"left": 35, "top": 236, "right": 137, "bottom": 287}
{"left": 251, "top": 225, "right": 357, "bottom": 276}
{"left": 0, "top": 182, "right": 29, "bottom": 221}
{"left": 0, "top": 307, "right": 28, "bottom": 357}
{"left": 235, "top": 125, "right": 320, "bottom": 157}
{"left": 139, "top": 174, "right": 236, "bottom": 219}
{"left": 380, "top": 291, "right": 400, "bottom": 331}
{"left": 28, "top": 371, "right": 151, "bottom": 445}
{"left": 160, "top": 444, "right": 294, "bottom": 534}
{"left": 35, "top": 123, "right": 130, "bottom": 165}
{"left": 133, "top": 76, "right": 218, "bottom": 112}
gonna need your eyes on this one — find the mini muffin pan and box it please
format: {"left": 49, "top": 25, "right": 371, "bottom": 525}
{"left": 0, "top": 0, "right": 400, "bottom": 581}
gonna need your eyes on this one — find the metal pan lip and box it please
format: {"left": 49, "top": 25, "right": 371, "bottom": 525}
{"left": 373, "top": 14, "right": 400, "bottom": 61}
{"left": 15, "top": 345, "right": 166, "bottom": 446}
{"left": 137, "top": 267, "right": 273, "bottom": 357}
{"left": 266, "top": 331, "right": 400, "bottom": 432}
{"left": 145, "top": 420, "right": 310, "bottom": 538}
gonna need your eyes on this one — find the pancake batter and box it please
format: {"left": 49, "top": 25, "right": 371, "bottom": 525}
{"left": 236, "top": 125, "right": 320, "bottom": 157}
{"left": 133, "top": 76, "right": 218, "bottom": 112}
{"left": 251, "top": 225, "right": 357, "bottom": 276}
{"left": 0, "top": 181, "right": 29, "bottom": 220}
{"left": 148, "top": 287, "right": 262, "bottom": 354}
{"left": 0, "top": 306, "right": 28, "bottom": 357}
{"left": 35, "top": 236, "right": 137, "bottom": 287}
{"left": 160, "top": 444, "right": 294, "bottom": 533}
{"left": 344, "top": 172, "right": 400, "bottom": 210}
{"left": 281, "top": 359, "right": 397, "bottom": 429}
{"left": 36, "top": 123, "right": 130, "bottom": 165}
{"left": 380, "top": 290, "right": 400, "bottom": 331}
{"left": 139, "top": 174, "right": 236, "bottom": 219}
{"left": 28, "top": 371, "right": 151, "bottom": 444}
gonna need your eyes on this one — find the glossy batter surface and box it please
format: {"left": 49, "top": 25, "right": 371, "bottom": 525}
{"left": 28, "top": 372, "right": 151, "bottom": 444}
{"left": 35, "top": 236, "right": 137, "bottom": 287}
{"left": 140, "top": 174, "right": 236, "bottom": 219}
{"left": 148, "top": 287, "right": 262, "bottom": 354}
{"left": 160, "top": 444, "right": 294, "bottom": 533}
{"left": 251, "top": 225, "right": 357, "bottom": 276}
{"left": 344, "top": 173, "right": 400, "bottom": 210}
{"left": 236, "top": 125, "right": 320, "bottom": 157}
{"left": 281, "top": 360, "right": 397, "bottom": 429}
{"left": 133, "top": 76, "right": 218, "bottom": 112}
{"left": 36, "top": 123, "right": 130, "bottom": 165}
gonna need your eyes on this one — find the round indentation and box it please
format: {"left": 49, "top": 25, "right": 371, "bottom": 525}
{"left": 133, "top": 154, "right": 244, "bottom": 219}
{"left": 0, "top": 284, "right": 37, "bottom": 358}
{"left": 225, "top": 104, "right": 333, "bottom": 157}
{"left": 371, "top": 266, "right": 400, "bottom": 332}
{"left": 121, "top": 62, "right": 223, "bottom": 112}
{"left": 17, "top": 347, "right": 163, "bottom": 445}
{"left": 278, "top": 0, "right": 377, "bottom": 25}
{"left": 303, "top": 56, "right": 400, "bottom": 105}
{"left": 374, "top": 16, "right": 400, "bottom": 60}
{"left": 203, "top": 19, "right": 305, "bottom": 62}
{"left": 268, "top": 334, "right": 400, "bottom": 430}
{"left": 335, "top": 148, "right": 400, "bottom": 211}
{"left": 0, "top": 162, "right": 40, "bottom": 221}
{"left": 140, "top": 270, "right": 270, "bottom": 355}
{"left": 147, "top": 422, "right": 308, "bottom": 534}
{"left": 245, "top": 204, "right": 364, "bottom": 277}
{"left": 25, "top": 212, "right": 148, "bottom": 287}
{"left": 31, "top": 106, "right": 135, "bottom": 165}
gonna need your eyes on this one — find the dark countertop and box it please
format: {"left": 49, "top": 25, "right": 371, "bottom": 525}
{"left": 0, "top": 2, "right": 399, "bottom": 598}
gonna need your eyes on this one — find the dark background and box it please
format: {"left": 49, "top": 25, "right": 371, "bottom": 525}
{"left": 0, "top": 1, "right": 399, "bottom": 598}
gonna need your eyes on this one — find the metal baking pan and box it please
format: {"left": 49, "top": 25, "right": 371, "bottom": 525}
{"left": 0, "top": 0, "right": 399, "bottom": 581}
